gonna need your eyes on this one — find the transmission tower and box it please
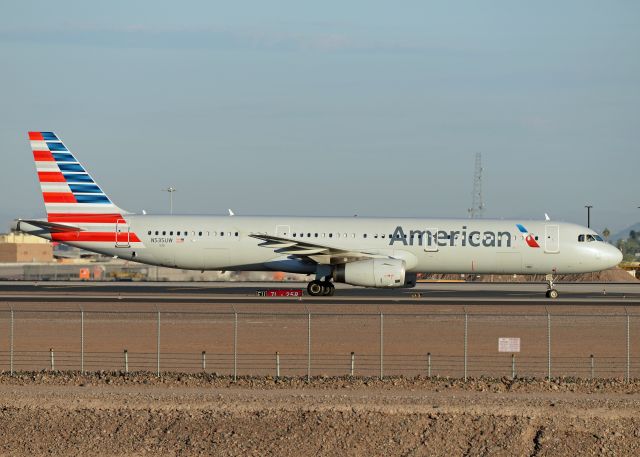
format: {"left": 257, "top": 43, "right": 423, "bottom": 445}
{"left": 468, "top": 153, "right": 485, "bottom": 218}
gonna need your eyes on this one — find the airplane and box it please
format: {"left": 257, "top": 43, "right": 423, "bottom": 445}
{"left": 13, "top": 132, "right": 623, "bottom": 298}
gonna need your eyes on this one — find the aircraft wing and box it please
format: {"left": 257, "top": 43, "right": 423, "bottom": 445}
{"left": 249, "top": 233, "right": 390, "bottom": 264}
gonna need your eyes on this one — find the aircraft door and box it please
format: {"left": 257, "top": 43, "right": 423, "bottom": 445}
{"left": 115, "top": 219, "right": 130, "bottom": 248}
{"left": 275, "top": 224, "right": 291, "bottom": 237}
{"left": 544, "top": 225, "right": 560, "bottom": 253}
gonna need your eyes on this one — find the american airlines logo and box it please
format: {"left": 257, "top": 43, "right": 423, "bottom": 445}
{"left": 389, "top": 226, "right": 515, "bottom": 248}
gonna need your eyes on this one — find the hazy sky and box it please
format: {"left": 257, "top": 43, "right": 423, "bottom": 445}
{"left": 1, "top": 1, "right": 638, "bottom": 234}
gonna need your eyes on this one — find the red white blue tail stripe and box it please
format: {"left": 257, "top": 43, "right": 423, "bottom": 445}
{"left": 29, "top": 131, "right": 141, "bottom": 244}
{"left": 516, "top": 224, "right": 540, "bottom": 248}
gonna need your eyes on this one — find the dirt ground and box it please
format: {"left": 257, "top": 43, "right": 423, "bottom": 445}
{"left": 0, "top": 373, "right": 639, "bottom": 456}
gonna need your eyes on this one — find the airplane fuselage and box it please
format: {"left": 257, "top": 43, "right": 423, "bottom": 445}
{"left": 18, "top": 215, "right": 622, "bottom": 276}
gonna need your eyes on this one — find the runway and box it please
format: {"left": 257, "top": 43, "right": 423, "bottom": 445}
{"left": 1, "top": 281, "right": 639, "bottom": 308}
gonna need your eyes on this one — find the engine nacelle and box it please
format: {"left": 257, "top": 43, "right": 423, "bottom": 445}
{"left": 333, "top": 258, "right": 406, "bottom": 288}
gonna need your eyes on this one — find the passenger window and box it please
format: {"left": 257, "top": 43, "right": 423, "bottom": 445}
{"left": 352, "top": 233, "right": 355, "bottom": 238}
{"left": 207, "top": 231, "right": 210, "bottom": 236}
{"left": 155, "top": 231, "right": 159, "bottom": 235}
{"left": 300, "top": 233, "right": 304, "bottom": 237}
{"left": 170, "top": 231, "right": 173, "bottom": 236}
{"left": 162, "top": 231, "right": 166, "bottom": 236}
{"left": 329, "top": 233, "right": 333, "bottom": 238}
{"left": 213, "top": 231, "right": 217, "bottom": 236}
{"left": 374, "top": 234, "right": 378, "bottom": 238}
{"left": 382, "top": 234, "right": 385, "bottom": 238}
{"left": 293, "top": 233, "right": 296, "bottom": 237}
{"left": 220, "top": 232, "right": 224, "bottom": 237}
{"left": 322, "top": 233, "right": 325, "bottom": 237}
{"left": 235, "top": 232, "right": 239, "bottom": 237}
{"left": 307, "top": 233, "right": 311, "bottom": 238}
{"left": 315, "top": 233, "right": 318, "bottom": 237}
{"left": 198, "top": 231, "right": 202, "bottom": 236}
{"left": 343, "top": 233, "right": 347, "bottom": 238}
{"left": 363, "top": 234, "right": 367, "bottom": 238}
{"left": 147, "top": 231, "right": 151, "bottom": 235}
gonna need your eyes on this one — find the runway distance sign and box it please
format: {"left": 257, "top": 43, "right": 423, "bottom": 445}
{"left": 498, "top": 337, "right": 521, "bottom": 352}
{"left": 256, "top": 289, "right": 304, "bottom": 297}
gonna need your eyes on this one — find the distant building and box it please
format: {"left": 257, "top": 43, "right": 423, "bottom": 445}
{"left": 0, "top": 232, "right": 53, "bottom": 263}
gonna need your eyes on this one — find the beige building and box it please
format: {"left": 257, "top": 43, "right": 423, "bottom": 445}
{"left": 0, "top": 232, "right": 53, "bottom": 263}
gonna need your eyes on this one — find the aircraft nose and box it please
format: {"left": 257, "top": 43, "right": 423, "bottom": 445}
{"left": 601, "top": 244, "right": 623, "bottom": 269}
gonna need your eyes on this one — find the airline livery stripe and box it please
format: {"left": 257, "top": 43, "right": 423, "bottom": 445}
{"left": 63, "top": 173, "right": 94, "bottom": 183}
{"left": 75, "top": 195, "right": 110, "bottom": 203}
{"left": 51, "top": 232, "right": 141, "bottom": 243}
{"left": 43, "top": 192, "right": 77, "bottom": 203}
{"left": 46, "top": 142, "right": 68, "bottom": 151}
{"left": 41, "top": 132, "right": 59, "bottom": 141}
{"left": 28, "top": 132, "right": 44, "bottom": 141}
{"left": 58, "top": 163, "right": 85, "bottom": 172}
{"left": 33, "top": 150, "right": 54, "bottom": 161}
{"left": 38, "top": 172, "right": 66, "bottom": 182}
{"left": 52, "top": 152, "right": 75, "bottom": 162}
{"left": 48, "top": 213, "right": 123, "bottom": 223}
{"left": 40, "top": 183, "right": 71, "bottom": 193}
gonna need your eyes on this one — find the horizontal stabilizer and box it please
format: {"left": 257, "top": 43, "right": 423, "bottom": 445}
{"left": 18, "top": 219, "right": 83, "bottom": 233}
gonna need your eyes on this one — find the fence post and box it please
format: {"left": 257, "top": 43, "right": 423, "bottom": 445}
{"left": 201, "top": 351, "right": 206, "bottom": 372}
{"left": 307, "top": 312, "right": 311, "bottom": 382}
{"left": 427, "top": 352, "right": 431, "bottom": 377}
{"left": 275, "top": 351, "right": 280, "bottom": 378}
{"left": 124, "top": 349, "right": 129, "bottom": 373}
{"left": 547, "top": 312, "right": 551, "bottom": 380}
{"left": 156, "top": 311, "right": 161, "bottom": 377}
{"left": 350, "top": 352, "right": 355, "bottom": 376}
{"left": 233, "top": 312, "right": 238, "bottom": 382}
{"left": 511, "top": 354, "right": 515, "bottom": 380}
{"left": 379, "top": 312, "right": 384, "bottom": 380}
{"left": 590, "top": 354, "right": 594, "bottom": 380}
{"left": 626, "top": 312, "right": 630, "bottom": 383}
{"left": 80, "top": 309, "right": 84, "bottom": 374}
{"left": 464, "top": 312, "right": 468, "bottom": 382}
{"left": 50, "top": 348, "right": 54, "bottom": 371}
{"left": 10, "top": 309, "right": 14, "bottom": 376}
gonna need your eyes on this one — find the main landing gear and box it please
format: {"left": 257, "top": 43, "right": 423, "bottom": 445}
{"left": 307, "top": 280, "right": 335, "bottom": 297}
{"left": 545, "top": 274, "right": 559, "bottom": 299}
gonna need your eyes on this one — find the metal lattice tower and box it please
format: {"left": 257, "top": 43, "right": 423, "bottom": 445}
{"left": 468, "top": 153, "right": 484, "bottom": 218}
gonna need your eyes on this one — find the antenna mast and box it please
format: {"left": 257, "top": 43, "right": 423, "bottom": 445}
{"left": 468, "top": 153, "right": 484, "bottom": 218}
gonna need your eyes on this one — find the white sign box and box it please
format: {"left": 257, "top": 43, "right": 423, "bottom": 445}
{"left": 498, "top": 337, "right": 521, "bottom": 352}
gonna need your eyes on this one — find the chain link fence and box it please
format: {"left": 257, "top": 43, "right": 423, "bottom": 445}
{"left": 0, "top": 309, "right": 638, "bottom": 380}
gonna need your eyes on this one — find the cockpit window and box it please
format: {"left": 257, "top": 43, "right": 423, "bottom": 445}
{"left": 594, "top": 235, "right": 604, "bottom": 241}
{"left": 586, "top": 234, "right": 596, "bottom": 242}
{"left": 578, "top": 234, "right": 584, "bottom": 242}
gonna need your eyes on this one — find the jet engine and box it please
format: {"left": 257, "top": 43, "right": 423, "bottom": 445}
{"left": 333, "top": 258, "right": 407, "bottom": 288}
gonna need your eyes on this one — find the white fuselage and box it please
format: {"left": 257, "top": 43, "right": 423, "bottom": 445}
{"left": 18, "top": 215, "right": 622, "bottom": 275}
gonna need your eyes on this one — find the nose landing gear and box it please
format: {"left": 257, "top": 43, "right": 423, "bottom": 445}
{"left": 545, "top": 274, "right": 559, "bottom": 299}
{"left": 307, "top": 280, "right": 335, "bottom": 297}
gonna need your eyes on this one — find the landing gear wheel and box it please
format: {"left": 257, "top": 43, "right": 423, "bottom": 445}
{"left": 321, "top": 282, "right": 335, "bottom": 296}
{"left": 307, "top": 280, "right": 323, "bottom": 296}
{"left": 545, "top": 274, "right": 558, "bottom": 299}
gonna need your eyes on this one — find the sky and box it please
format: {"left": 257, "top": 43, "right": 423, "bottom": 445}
{"left": 1, "top": 1, "right": 639, "bottom": 234}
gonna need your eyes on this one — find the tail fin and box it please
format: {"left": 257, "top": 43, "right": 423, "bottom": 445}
{"left": 28, "top": 131, "right": 127, "bottom": 223}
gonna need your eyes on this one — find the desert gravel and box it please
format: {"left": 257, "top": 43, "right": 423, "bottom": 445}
{"left": 0, "top": 372, "right": 639, "bottom": 456}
